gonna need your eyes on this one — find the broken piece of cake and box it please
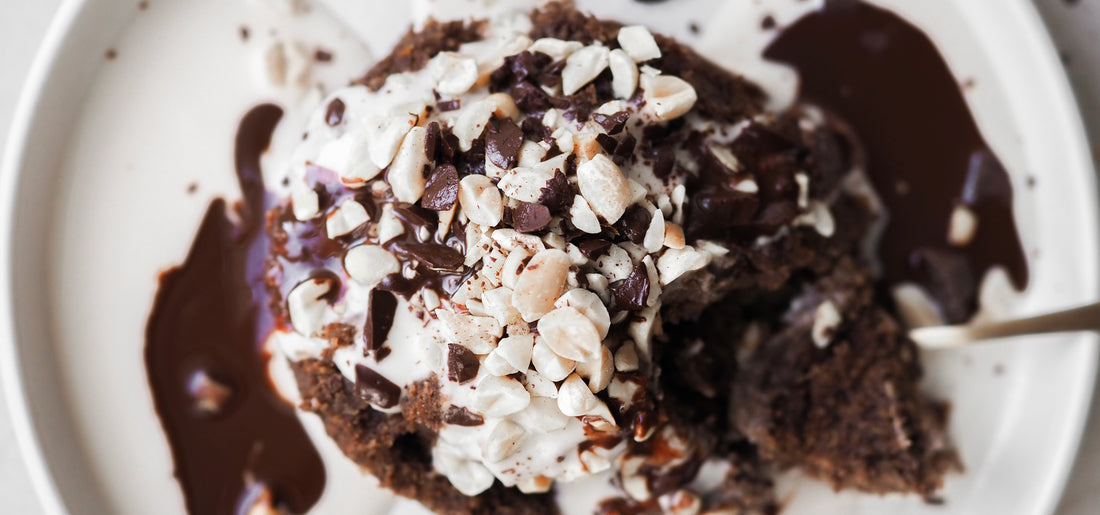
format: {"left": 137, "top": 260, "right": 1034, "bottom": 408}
{"left": 261, "top": 3, "right": 958, "bottom": 512}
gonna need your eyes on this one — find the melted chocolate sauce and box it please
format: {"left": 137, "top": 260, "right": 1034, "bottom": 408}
{"left": 766, "top": 2, "right": 1029, "bottom": 298}
{"left": 145, "top": 105, "right": 325, "bottom": 514}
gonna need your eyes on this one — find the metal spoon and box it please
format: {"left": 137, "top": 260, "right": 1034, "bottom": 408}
{"left": 909, "top": 302, "right": 1100, "bottom": 349}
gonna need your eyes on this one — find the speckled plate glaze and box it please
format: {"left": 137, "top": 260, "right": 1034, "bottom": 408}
{"left": 1, "top": 0, "right": 1095, "bottom": 514}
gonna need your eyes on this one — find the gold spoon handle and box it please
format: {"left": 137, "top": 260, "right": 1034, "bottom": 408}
{"left": 909, "top": 302, "right": 1100, "bottom": 349}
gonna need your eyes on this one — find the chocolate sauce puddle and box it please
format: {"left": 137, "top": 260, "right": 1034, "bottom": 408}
{"left": 766, "top": 2, "right": 1029, "bottom": 319}
{"left": 145, "top": 104, "right": 325, "bottom": 514}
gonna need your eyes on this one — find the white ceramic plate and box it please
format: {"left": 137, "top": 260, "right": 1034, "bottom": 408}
{"left": 2, "top": 1, "right": 1096, "bottom": 514}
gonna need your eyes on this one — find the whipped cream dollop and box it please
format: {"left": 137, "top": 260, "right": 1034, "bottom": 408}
{"left": 266, "top": 8, "right": 850, "bottom": 499}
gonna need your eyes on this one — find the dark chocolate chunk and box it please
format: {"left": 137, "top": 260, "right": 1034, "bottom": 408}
{"left": 364, "top": 290, "right": 398, "bottom": 353}
{"left": 613, "top": 133, "right": 637, "bottom": 166}
{"left": 447, "top": 344, "right": 480, "bottom": 384}
{"left": 730, "top": 123, "right": 798, "bottom": 170}
{"left": 521, "top": 116, "right": 552, "bottom": 143}
{"left": 911, "top": 248, "right": 977, "bottom": 324}
{"left": 538, "top": 170, "right": 574, "bottom": 211}
{"left": 576, "top": 239, "right": 612, "bottom": 259}
{"left": 443, "top": 405, "right": 485, "bottom": 426}
{"left": 392, "top": 204, "right": 435, "bottom": 232}
{"left": 596, "top": 133, "right": 618, "bottom": 154}
{"left": 355, "top": 364, "right": 401, "bottom": 409}
{"left": 423, "top": 164, "right": 460, "bottom": 210}
{"left": 592, "top": 111, "right": 630, "bottom": 135}
{"left": 325, "top": 98, "right": 345, "bottom": 126}
{"left": 455, "top": 137, "right": 486, "bottom": 176}
{"left": 486, "top": 118, "right": 525, "bottom": 169}
{"left": 611, "top": 262, "right": 650, "bottom": 311}
{"left": 960, "top": 150, "right": 1012, "bottom": 206}
{"left": 685, "top": 189, "right": 761, "bottom": 238}
{"left": 513, "top": 81, "right": 553, "bottom": 113}
{"left": 561, "top": 84, "right": 599, "bottom": 123}
{"left": 512, "top": 202, "right": 552, "bottom": 233}
{"left": 651, "top": 145, "right": 676, "bottom": 178}
{"left": 616, "top": 205, "right": 652, "bottom": 244}
{"left": 436, "top": 99, "right": 461, "bottom": 112}
{"left": 391, "top": 242, "right": 464, "bottom": 270}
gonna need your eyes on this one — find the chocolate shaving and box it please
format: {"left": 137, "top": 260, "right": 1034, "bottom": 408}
{"left": 391, "top": 242, "right": 464, "bottom": 270}
{"left": 596, "top": 133, "right": 619, "bottom": 154}
{"left": 513, "top": 81, "right": 553, "bottom": 113}
{"left": 521, "top": 116, "right": 552, "bottom": 143}
{"left": 512, "top": 202, "right": 552, "bottom": 233}
{"left": 592, "top": 111, "right": 630, "bottom": 134}
{"left": 486, "top": 118, "right": 525, "bottom": 169}
{"left": 576, "top": 239, "right": 612, "bottom": 259}
{"left": 364, "top": 290, "right": 398, "bottom": 353}
{"left": 447, "top": 344, "right": 480, "bottom": 384}
{"left": 456, "top": 137, "right": 486, "bottom": 176}
{"left": 960, "top": 150, "right": 1012, "bottom": 206}
{"left": 443, "top": 405, "right": 485, "bottom": 426}
{"left": 538, "top": 170, "right": 574, "bottom": 211}
{"left": 423, "top": 164, "right": 460, "bottom": 210}
{"left": 354, "top": 364, "right": 401, "bottom": 409}
{"left": 616, "top": 205, "right": 652, "bottom": 244}
{"left": 613, "top": 133, "right": 637, "bottom": 166}
{"left": 436, "top": 99, "right": 461, "bottom": 112}
{"left": 611, "top": 262, "right": 650, "bottom": 311}
{"left": 325, "top": 98, "right": 345, "bottom": 127}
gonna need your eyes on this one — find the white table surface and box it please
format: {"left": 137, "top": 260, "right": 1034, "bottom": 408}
{"left": 1, "top": 1, "right": 1098, "bottom": 513}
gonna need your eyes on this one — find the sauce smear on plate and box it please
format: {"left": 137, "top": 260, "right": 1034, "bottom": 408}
{"left": 144, "top": 104, "right": 325, "bottom": 514}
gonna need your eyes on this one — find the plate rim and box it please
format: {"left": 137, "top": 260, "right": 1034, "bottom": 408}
{"left": 1, "top": 0, "right": 90, "bottom": 513}
{"left": 1, "top": 1, "right": 1096, "bottom": 514}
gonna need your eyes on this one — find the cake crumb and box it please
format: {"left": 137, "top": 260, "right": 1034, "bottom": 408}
{"left": 105, "top": 48, "right": 117, "bottom": 60}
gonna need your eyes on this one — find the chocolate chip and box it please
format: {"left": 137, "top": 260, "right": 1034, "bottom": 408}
{"left": 391, "top": 242, "right": 464, "bottom": 270}
{"left": 443, "top": 405, "right": 485, "bottom": 426}
{"left": 611, "top": 262, "right": 650, "bottom": 311}
{"left": 576, "top": 239, "right": 612, "bottom": 259}
{"left": 961, "top": 150, "right": 1012, "bottom": 206}
{"left": 447, "top": 344, "right": 480, "bottom": 384}
{"left": 355, "top": 365, "right": 401, "bottom": 408}
{"left": 436, "top": 99, "right": 461, "bottom": 112}
{"left": 423, "top": 164, "right": 459, "bottom": 210}
{"left": 364, "top": 290, "right": 397, "bottom": 353}
{"left": 486, "top": 118, "right": 525, "bottom": 169}
{"left": 596, "top": 133, "right": 618, "bottom": 154}
{"left": 592, "top": 111, "right": 630, "bottom": 135}
{"left": 538, "top": 170, "right": 574, "bottom": 211}
{"left": 512, "top": 201, "right": 552, "bottom": 233}
{"left": 325, "top": 98, "right": 345, "bottom": 126}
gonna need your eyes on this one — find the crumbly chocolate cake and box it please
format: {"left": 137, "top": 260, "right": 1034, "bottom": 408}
{"left": 260, "top": 3, "right": 958, "bottom": 513}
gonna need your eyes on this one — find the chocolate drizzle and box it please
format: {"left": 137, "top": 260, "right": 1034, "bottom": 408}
{"left": 144, "top": 104, "right": 325, "bottom": 514}
{"left": 766, "top": 2, "right": 1029, "bottom": 306}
